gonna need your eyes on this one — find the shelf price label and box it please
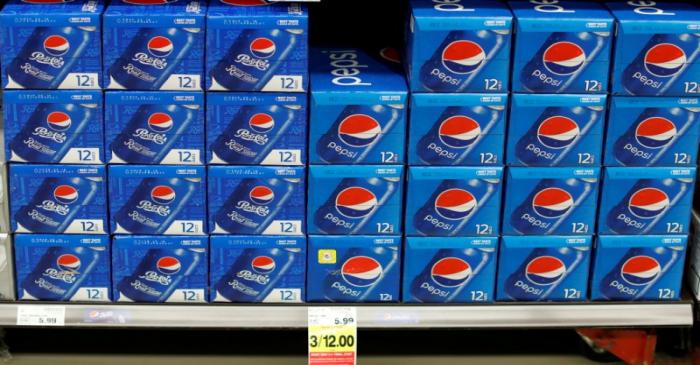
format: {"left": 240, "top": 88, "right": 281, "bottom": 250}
{"left": 308, "top": 307, "right": 357, "bottom": 365}
{"left": 16, "top": 305, "right": 65, "bottom": 326}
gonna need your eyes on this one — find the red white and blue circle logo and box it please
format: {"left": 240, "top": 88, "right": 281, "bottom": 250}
{"left": 251, "top": 256, "right": 276, "bottom": 274}
{"left": 431, "top": 257, "right": 471, "bottom": 287}
{"left": 628, "top": 188, "right": 669, "bottom": 218}
{"left": 147, "top": 36, "right": 173, "bottom": 57}
{"left": 57, "top": 254, "right": 81, "bottom": 272}
{"left": 151, "top": 185, "right": 176, "bottom": 205}
{"left": 438, "top": 115, "right": 481, "bottom": 148}
{"left": 434, "top": 188, "right": 477, "bottom": 220}
{"left": 46, "top": 111, "right": 72, "bottom": 131}
{"left": 532, "top": 187, "right": 573, "bottom": 218}
{"left": 249, "top": 186, "right": 274, "bottom": 205}
{"left": 526, "top": 256, "right": 566, "bottom": 286}
{"left": 621, "top": 255, "right": 661, "bottom": 286}
{"left": 249, "top": 113, "right": 274, "bottom": 133}
{"left": 379, "top": 47, "right": 401, "bottom": 64}
{"left": 157, "top": 256, "right": 181, "bottom": 275}
{"left": 250, "top": 38, "right": 276, "bottom": 59}
{"left": 543, "top": 41, "right": 586, "bottom": 75}
{"left": 644, "top": 43, "right": 686, "bottom": 77}
{"left": 53, "top": 185, "right": 78, "bottom": 205}
{"left": 441, "top": 40, "right": 485, "bottom": 74}
{"left": 147, "top": 112, "right": 173, "bottom": 133}
{"left": 338, "top": 114, "right": 382, "bottom": 147}
{"left": 43, "top": 35, "right": 69, "bottom": 57}
{"left": 341, "top": 256, "right": 383, "bottom": 287}
{"left": 537, "top": 116, "right": 580, "bottom": 149}
{"left": 335, "top": 187, "right": 377, "bottom": 218}
{"left": 220, "top": 0, "right": 270, "bottom": 5}
{"left": 635, "top": 117, "right": 677, "bottom": 149}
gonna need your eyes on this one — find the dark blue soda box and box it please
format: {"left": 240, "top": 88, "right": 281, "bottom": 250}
{"left": 0, "top": 0, "right": 103, "bottom": 89}
{"left": 207, "top": 93, "right": 306, "bottom": 165}
{"left": 15, "top": 234, "right": 110, "bottom": 302}
{"left": 403, "top": 236, "right": 498, "bottom": 303}
{"left": 591, "top": 235, "right": 686, "bottom": 301}
{"left": 208, "top": 166, "right": 305, "bottom": 235}
{"left": 308, "top": 165, "right": 404, "bottom": 235}
{"left": 105, "top": 91, "right": 204, "bottom": 165}
{"left": 509, "top": 0, "right": 614, "bottom": 94}
{"left": 607, "top": 1, "right": 700, "bottom": 96}
{"left": 496, "top": 235, "right": 592, "bottom": 302}
{"left": 112, "top": 235, "right": 208, "bottom": 303}
{"left": 4, "top": 90, "right": 104, "bottom": 164}
{"left": 408, "top": 93, "right": 507, "bottom": 166}
{"left": 103, "top": 0, "right": 205, "bottom": 91}
{"left": 507, "top": 94, "right": 606, "bottom": 167}
{"left": 109, "top": 165, "right": 206, "bottom": 235}
{"left": 309, "top": 48, "right": 408, "bottom": 164}
{"left": 206, "top": 1, "right": 307, "bottom": 92}
{"left": 605, "top": 97, "right": 700, "bottom": 166}
{"left": 10, "top": 164, "right": 107, "bottom": 234}
{"left": 405, "top": 166, "right": 503, "bottom": 237}
{"left": 503, "top": 167, "right": 600, "bottom": 235}
{"left": 210, "top": 235, "right": 305, "bottom": 303}
{"left": 307, "top": 235, "right": 401, "bottom": 303}
{"left": 598, "top": 167, "right": 696, "bottom": 235}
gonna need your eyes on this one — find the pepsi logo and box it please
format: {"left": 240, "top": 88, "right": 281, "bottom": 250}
{"left": 249, "top": 113, "right": 274, "bottom": 133}
{"left": 379, "top": 47, "right": 401, "bottom": 64}
{"left": 250, "top": 38, "right": 276, "bottom": 59}
{"left": 335, "top": 187, "right": 377, "bottom": 218}
{"left": 43, "top": 35, "right": 69, "bottom": 57}
{"left": 251, "top": 256, "right": 276, "bottom": 274}
{"left": 46, "top": 111, "right": 72, "bottom": 131}
{"left": 438, "top": 116, "right": 481, "bottom": 148}
{"left": 635, "top": 117, "right": 677, "bottom": 149}
{"left": 431, "top": 257, "right": 471, "bottom": 287}
{"left": 147, "top": 112, "right": 173, "bottom": 133}
{"left": 53, "top": 185, "right": 78, "bottom": 205}
{"left": 57, "top": 254, "right": 81, "bottom": 272}
{"left": 220, "top": 0, "right": 269, "bottom": 5}
{"left": 123, "top": 0, "right": 177, "bottom": 5}
{"left": 434, "top": 188, "right": 477, "bottom": 220}
{"left": 532, "top": 188, "right": 573, "bottom": 218}
{"left": 628, "top": 188, "right": 669, "bottom": 218}
{"left": 151, "top": 185, "right": 176, "bottom": 205}
{"left": 22, "top": 0, "right": 74, "bottom": 4}
{"left": 156, "top": 256, "right": 181, "bottom": 275}
{"left": 644, "top": 43, "right": 686, "bottom": 77}
{"left": 147, "top": 36, "right": 173, "bottom": 57}
{"left": 621, "top": 255, "right": 661, "bottom": 286}
{"left": 249, "top": 186, "right": 274, "bottom": 205}
{"left": 341, "top": 256, "right": 383, "bottom": 287}
{"left": 337, "top": 114, "right": 382, "bottom": 147}
{"left": 543, "top": 41, "right": 586, "bottom": 75}
{"left": 441, "top": 40, "right": 485, "bottom": 74}
{"left": 525, "top": 256, "right": 566, "bottom": 286}
{"left": 536, "top": 116, "right": 580, "bottom": 149}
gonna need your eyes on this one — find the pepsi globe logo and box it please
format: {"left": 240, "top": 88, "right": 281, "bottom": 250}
{"left": 337, "top": 114, "right": 382, "bottom": 147}
{"left": 56, "top": 254, "right": 81, "bottom": 272}
{"left": 431, "top": 257, "right": 471, "bottom": 287}
{"left": 147, "top": 112, "right": 173, "bottom": 133}
{"left": 249, "top": 113, "right": 275, "bottom": 133}
{"left": 379, "top": 47, "right": 401, "bottom": 64}
{"left": 543, "top": 42, "right": 586, "bottom": 75}
{"left": 250, "top": 38, "right": 276, "bottom": 59}
{"left": 249, "top": 186, "right": 274, "bottom": 205}
{"left": 151, "top": 185, "right": 176, "bottom": 205}
{"left": 644, "top": 43, "right": 686, "bottom": 77}
{"left": 341, "top": 256, "right": 383, "bottom": 287}
{"left": 438, "top": 115, "right": 481, "bottom": 148}
{"left": 335, "top": 187, "right": 377, "bottom": 218}
{"left": 46, "top": 111, "right": 72, "bottom": 131}
{"left": 621, "top": 255, "right": 661, "bottom": 286}
{"left": 220, "top": 0, "right": 270, "bottom": 5}
{"left": 251, "top": 256, "right": 276, "bottom": 274}
{"left": 53, "top": 185, "right": 79, "bottom": 205}
{"left": 434, "top": 188, "right": 477, "bottom": 220}
{"left": 532, "top": 187, "right": 573, "bottom": 218}
{"left": 156, "top": 256, "right": 181, "bottom": 275}
{"left": 43, "top": 35, "right": 69, "bottom": 57}
{"left": 441, "top": 40, "right": 485, "bottom": 74}
{"left": 147, "top": 36, "right": 174, "bottom": 58}
{"left": 628, "top": 188, "right": 669, "bottom": 218}
{"left": 525, "top": 256, "right": 566, "bottom": 286}
{"left": 635, "top": 117, "right": 677, "bottom": 149}
{"left": 536, "top": 116, "right": 580, "bottom": 149}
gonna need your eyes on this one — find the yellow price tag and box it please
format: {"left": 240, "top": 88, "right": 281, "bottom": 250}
{"left": 308, "top": 307, "right": 357, "bottom": 365}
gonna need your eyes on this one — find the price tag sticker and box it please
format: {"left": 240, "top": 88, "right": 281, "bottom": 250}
{"left": 308, "top": 307, "right": 357, "bottom": 365}
{"left": 16, "top": 305, "right": 65, "bottom": 326}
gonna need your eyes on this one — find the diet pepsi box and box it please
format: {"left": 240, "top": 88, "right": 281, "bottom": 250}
{"left": 308, "top": 165, "right": 404, "bottom": 235}
{"left": 10, "top": 164, "right": 107, "bottom": 234}
{"left": 15, "top": 234, "right": 110, "bottom": 302}
{"left": 591, "top": 235, "right": 687, "bottom": 301}
{"left": 607, "top": 1, "right": 700, "bottom": 96}
{"left": 105, "top": 91, "right": 204, "bottom": 165}
{"left": 0, "top": 234, "right": 15, "bottom": 300}
{"left": 206, "top": 1, "right": 308, "bottom": 92}
{"left": 309, "top": 48, "right": 408, "bottom": 164}
{"left": 405, "top": 166, "right": 503, "bottom": 237}
{"left": 207, "top": 93, "right": 306, "bottom": 165}
{"left": 103, "top": 0, "right": 205, "bottom": 91}
{"left": 307, "top": 235, "right": 401, "bottom": 303}
{"left": 598, "top": 167, "right": 696, "bottom": 235}
{"left": 605, "top": 97, "right": 700, "bottom": 166}
{"left": 408, "top": 93, "right": 507, "bottom": 166}
{"left": 210, "top": 235, "right": 305, "bottom": 303}
{"left": 497, "top": 235, "right": 591, "bottom": 302}
{"left": 0, "top": 0, "right": 103, "bottom": 89}
{"left": 208, "top": 166, "right": 305, "bottom": 235}
{"left": 403, "top": 236, "right": 498, "bottom": 303}
{"left": 109, "top": 165, "right": 206, "bottom": 235}
{"left": 405, "top": 0, "right": 512, "bottom": 93}
{"left": 507, "top": 94, "right": 607, "bottom": 166}
{"left": 509, "top": 0, "right": 614, "bottom": 94}
{"left": 4, "top": 90, "right": 104, "bottom": 164}
{"left": 112, "top": 235, "right": 208, "bottom": 303}
{"left": 503, "top": 167, "right": 600, "bottom": 235}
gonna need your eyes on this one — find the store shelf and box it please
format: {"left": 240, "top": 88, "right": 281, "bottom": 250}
{"left": 0, "top": 302, "right": 692, "bottom": 329}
